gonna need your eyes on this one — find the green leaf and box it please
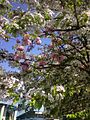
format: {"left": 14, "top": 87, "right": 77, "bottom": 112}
{"left": 52, "top": 85, "right": 57, "bottom": 96}
{"left": 44, "top": 11, "right": 51, "bottom": 20}
{"left": 77, "top": 0, "right": 83, "bottom": 6}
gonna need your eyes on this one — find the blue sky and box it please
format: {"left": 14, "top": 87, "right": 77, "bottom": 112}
{"left": 0, "top": 38, "right": 20, "bottom": 72}
{"left": 11, "top": 1, "right": 28, "bottom": 11}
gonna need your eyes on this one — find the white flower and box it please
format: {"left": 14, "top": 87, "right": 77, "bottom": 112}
{"left": 37, "top": 13, "right": 44, "bottom": 19}
{"left": 11, "top": 76, "right": 19, "bottom": 83}
{"left": 42, "top": 90, "right": 45, "bottom": 94}
{"left": 48, "top": 93, "right": 54, "bottom": 102}
{"left": 56, "top": 85, "right": 65, "bottom": 92}
{"left": 59, "top": 93, "right": 64, "bottom": 99}
{"left": 56, "top": 93, "right": 64, "bottom": 100}
{"left": 0, "top": 16, "right": 9, "bottom": 24}
{"left": 86, "top": 10, "right": 90, "bottom": 16}
{"left": 38, "top": 55, "right": 43, "bottom": 58}
{"left": 46, "top": 8, "right": 55, "bottom": 17}
{"left": 74, "top": 74, "right": 78, "bottom": 77}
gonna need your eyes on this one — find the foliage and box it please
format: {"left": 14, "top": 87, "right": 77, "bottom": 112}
{"left": 0, "top": 0, "right": 90, "bottom": 119}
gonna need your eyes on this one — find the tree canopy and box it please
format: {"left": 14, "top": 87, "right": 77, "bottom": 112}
{"left": 0, "top": 0, "right": 90, "bottom": 119}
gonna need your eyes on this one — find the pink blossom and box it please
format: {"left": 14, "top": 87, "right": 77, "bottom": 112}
{"left": 35, "top": 37, "right": 42, "bottom": 45}
{"left": 20, "top": 53, "right": 26, "bottom": 59}
{"left": 51, "top": 53, "right": 58, "bottom": 61}
{"left": 21, "top": 61, "right": 30, "bottom": 71}
{"left": 48, "top": 44, "right": 54, "bottom": 49}
{"left": 25, "top": 60, "right": 30, "bottom": 66}
{"left": 51, "top": 53, "right": 65, "bottom": 63}
{"left": 38, "top": 61, "right": 46, "bottom": 66}
{"left": 24, "top": 39, "right": 32, "bottom": 45}
{"left": 14, "top": 54, "right": 20, "bottom": 61}
{"left": 21, "top": 64, "right": 29, "bottom": 71}
{"left": 59, "top": 55, "right": 65, "bottom": 62}
{"left": 27, "top": 40, "right": 32, "bottom": 45}
{"left": 17, "top": 45, "right": 24, "bottom": 51}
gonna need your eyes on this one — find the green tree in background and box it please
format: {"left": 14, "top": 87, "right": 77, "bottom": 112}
{"left": 0, "top": 0, "right": 90, "bottom": 119}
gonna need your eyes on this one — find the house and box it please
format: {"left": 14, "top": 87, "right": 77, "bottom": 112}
{"left": 0, "top": 101, "right": 17, "bottom": 120}
{"left": 0, "top": 102, "right": 65, "bottom": 120}
{"left": 17, "top": 109, "right": 45, "bottom": 120}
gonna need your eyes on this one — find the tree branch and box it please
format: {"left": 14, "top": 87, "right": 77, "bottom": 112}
{"left": 42, "top": 25, "right": 85, "bottom": 35}
{"left": 73, "top": 0, "right": 79, "bottom": 26}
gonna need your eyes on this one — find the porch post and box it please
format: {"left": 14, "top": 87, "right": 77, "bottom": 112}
{"left": 9, "top": 113, "right": 12, "bottom": 120}
{"left": 0, "top": 105, "right": 5, "bottom": 120}
{"left": 14, "top": 110, "right": 17, "bottom": 120}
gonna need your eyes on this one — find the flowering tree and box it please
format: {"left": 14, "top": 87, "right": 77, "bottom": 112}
{"left": 0, "top": 0, "right": 90, "bottom": 119}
